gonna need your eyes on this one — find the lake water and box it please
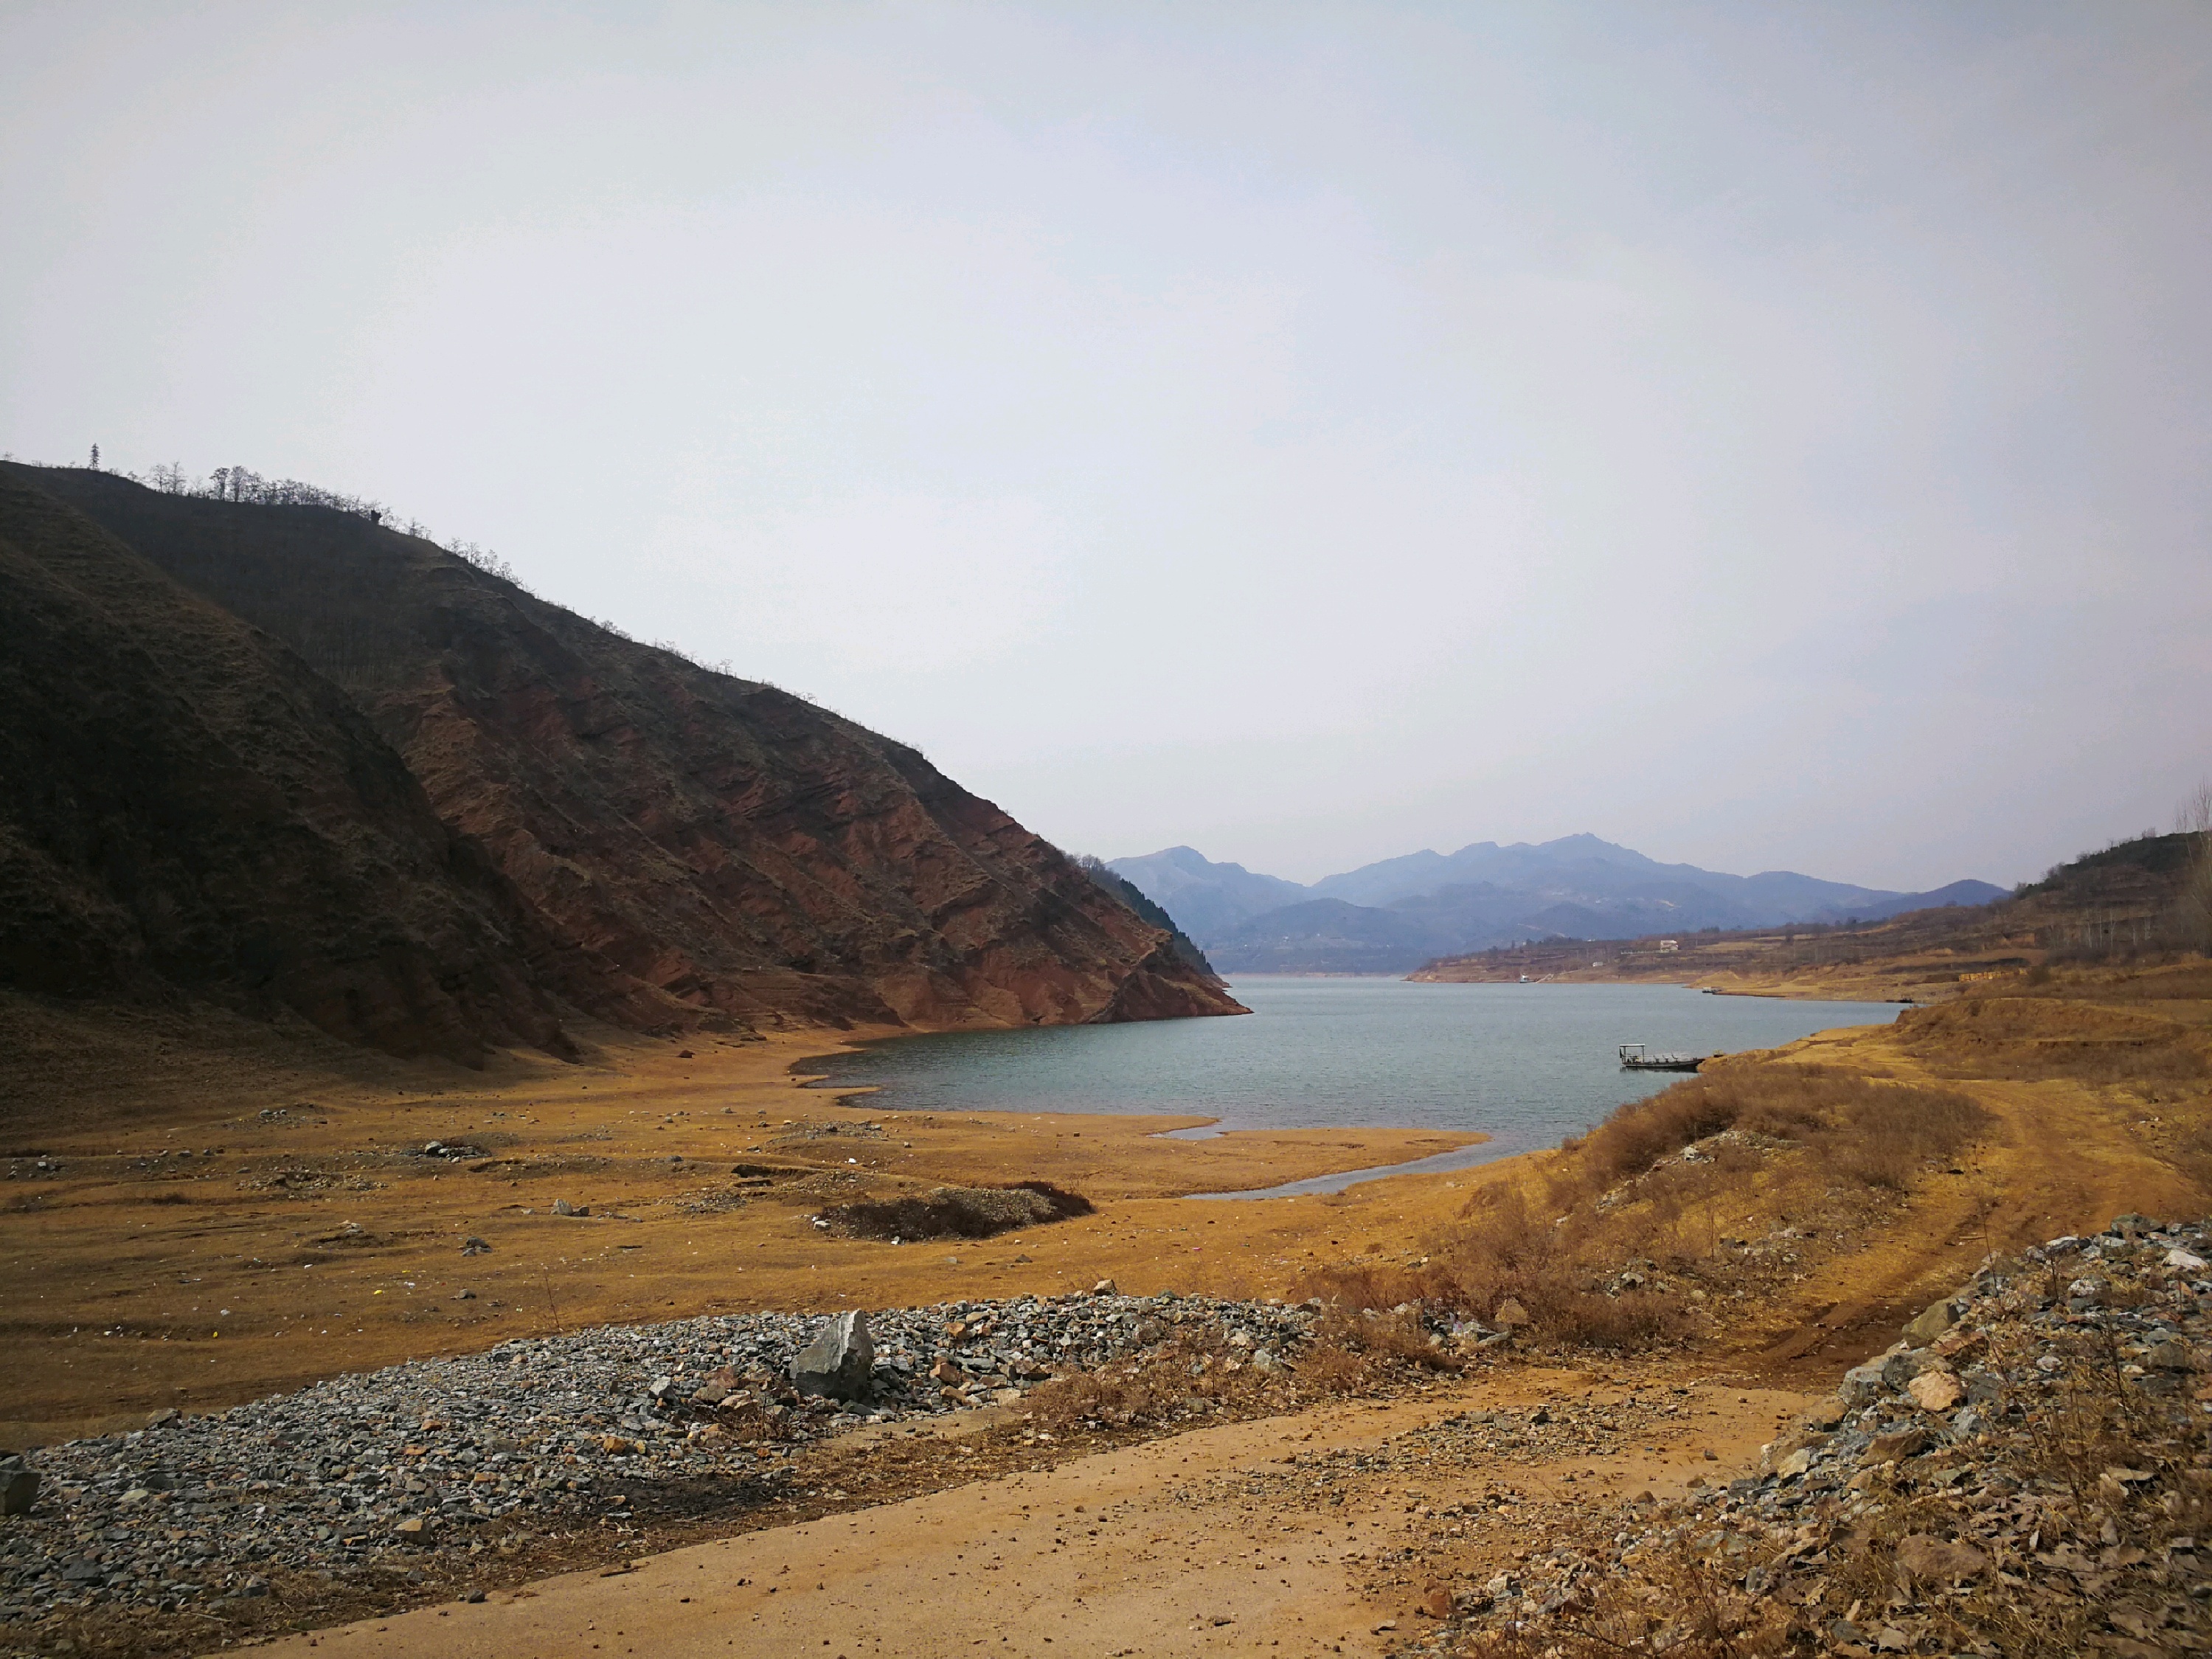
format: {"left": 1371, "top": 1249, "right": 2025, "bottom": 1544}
{"left": 800, "top": 978, "right": 1901, "bottom": 1195}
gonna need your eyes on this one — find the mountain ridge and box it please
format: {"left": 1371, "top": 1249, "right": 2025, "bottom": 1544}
{"left": 1111, "top": 837, "right": 2003, "bottom": 975}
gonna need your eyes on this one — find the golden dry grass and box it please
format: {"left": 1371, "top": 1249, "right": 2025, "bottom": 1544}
{"left": 1295, "top": 1064, "right": 1992, "bottom": 1353}
{"left": 1896, "top": 994, "right": 2212, "bottom": 1084}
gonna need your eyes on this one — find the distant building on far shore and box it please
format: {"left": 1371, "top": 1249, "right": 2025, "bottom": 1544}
{"left": 1657, "top": 938, "right": 1680, "bottom": 952}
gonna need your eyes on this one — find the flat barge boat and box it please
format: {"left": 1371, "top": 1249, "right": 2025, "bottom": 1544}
{"left": 1618, "top": 1042, "right": 1719, "bottom": 1072}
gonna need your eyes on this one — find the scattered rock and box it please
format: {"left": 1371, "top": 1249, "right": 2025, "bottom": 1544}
{"left": 1893, "top": 1534, "right": 1986, "bottom": 1583}
{"left": 1902, "top": 1297, "right": 1957, "bottom": 1343}
{"left": 791, "top": 1312, "right": 876, "bottom": 1401}
{"left": 1446, "top": 1216, "right": 2212, "bottom": 1659}
{"left": 1865, "top": 1425, "right": 1930, "bottom": 1464}
{"left": 1802, "top": 1398, "right": 1846, "bottom": 1431}
{"left": 1905, "top": 1369, "right": 1963, "bottom": 1412}
{"left": 2145, "top": 1337, "right": 2195, "bottom": 1371}
{"left": 0, "top": 1466, "right": 39, "bottom": 1517}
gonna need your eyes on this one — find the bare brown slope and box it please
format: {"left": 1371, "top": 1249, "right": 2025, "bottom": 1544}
{"left": 0, "top": 474, "right": 584, "bottom": 1067}
{"left": 21, "top": 466, "right": 1240, "bottom": 1033}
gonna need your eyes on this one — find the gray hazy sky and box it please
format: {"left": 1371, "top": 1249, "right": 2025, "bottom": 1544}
{"left": 6, "top": 3, "right": 2208, "bottom": 890}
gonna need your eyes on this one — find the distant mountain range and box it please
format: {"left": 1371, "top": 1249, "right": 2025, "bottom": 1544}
{"left": 1108, "top": 837, "right": 2005, "bottom": 975}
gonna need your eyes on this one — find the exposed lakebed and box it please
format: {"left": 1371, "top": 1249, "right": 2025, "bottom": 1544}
{"left": 804, "top": 978, "right": 1901, "bottom": 1193}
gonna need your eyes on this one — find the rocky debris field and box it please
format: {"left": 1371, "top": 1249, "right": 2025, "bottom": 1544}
{"left": 1418, "top": 1213, "right": 2212, "bottom": 1659}
{"left": 0, "top": 1291, "right": 1309, "bottom": 1628}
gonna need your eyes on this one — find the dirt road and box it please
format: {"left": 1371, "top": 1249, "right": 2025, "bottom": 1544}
{"left": 1735, "top": 1014, "right": 2203, "bottom": 1385}
{"left": 246, "top": 1374, "right": 1810, "bottom": 1659}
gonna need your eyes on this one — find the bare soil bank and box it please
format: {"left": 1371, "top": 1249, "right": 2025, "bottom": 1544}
{"left": 0, "top": 994, "right": 1476, "bottom": 1447}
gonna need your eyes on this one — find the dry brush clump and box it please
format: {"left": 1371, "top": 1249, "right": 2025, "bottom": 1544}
{"left": 1021, "top": 1326, "right": 1276, "bottom": 1432}
{"left": 1300, "top": 1067, "right": 1991, "bottom": 1357}
{"left": 1460, "top": 1533, "right": 1797, "bottom": 1659}
{"left": 1565, "top": 1064, "right": 1989, "bottom": 1191}
{"left": 1307, "top": 1300, "right": 1466, "bottom": 1374}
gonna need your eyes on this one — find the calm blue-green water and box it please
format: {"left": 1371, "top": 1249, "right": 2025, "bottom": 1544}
{"left": 800, "top": 978, "right": 1901, "bottom": 1195}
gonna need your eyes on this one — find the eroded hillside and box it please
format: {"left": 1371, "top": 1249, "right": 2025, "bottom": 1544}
{"left": 7, "top": 465, "right": 1239, "bottom": 1039}
{"left": 0, "top": 475, "right": 586, "bottom": 1067}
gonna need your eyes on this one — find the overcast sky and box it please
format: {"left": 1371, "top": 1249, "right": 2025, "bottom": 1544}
{"left": 4, "top": 3, "right": 2208, "bottom": 890}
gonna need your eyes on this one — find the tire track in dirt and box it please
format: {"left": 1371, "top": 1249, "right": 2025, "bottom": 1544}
{"left": 1744, "top": 1025, "right": 2199, "bottom": 1385}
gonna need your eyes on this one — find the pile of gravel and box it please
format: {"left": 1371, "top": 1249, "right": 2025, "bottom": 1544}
{"left": 0, "top": 1291, "right": 1311, "bottom": 1624}
{"left": 1426, "top": 1214, "right": 2212, "bottom": 1658}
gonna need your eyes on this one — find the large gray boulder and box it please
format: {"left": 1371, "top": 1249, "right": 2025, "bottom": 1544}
{"left": 791, "top": 1311, "right": 875, "bottom": 1401}
{"left": 0, "top": 1464, "right": 38, "bottom": 1517}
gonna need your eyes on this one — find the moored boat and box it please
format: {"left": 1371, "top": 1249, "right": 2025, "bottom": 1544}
{"left": 1618, "top": 1042, "right": 1718, "bottom": 1071}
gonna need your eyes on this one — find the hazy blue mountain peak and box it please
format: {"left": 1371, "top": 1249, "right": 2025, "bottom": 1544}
{"left": 1110, "top": 831, "right": 2002, "bottom": 977}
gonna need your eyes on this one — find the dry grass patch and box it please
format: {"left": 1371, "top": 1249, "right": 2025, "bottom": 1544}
{"left": 1565, "top": 1064, "right": 1989, "bottom": 1189}
{"left": 1897, "top": 996, "right": 2211, "bottom": 1085}
{"left": 1297, "top": 1066, "right": 1990, "bottom": 1356}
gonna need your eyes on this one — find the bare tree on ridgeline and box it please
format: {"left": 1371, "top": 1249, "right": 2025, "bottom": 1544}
{"left": 2177, "top": 781, "right": 2212, "bottom": 955}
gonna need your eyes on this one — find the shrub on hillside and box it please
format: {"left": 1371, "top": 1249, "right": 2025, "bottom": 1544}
{"left": 1571, "top": 1064, "right": 1985, "bottom": 1185}
{"left": 1300, "top": 1065, "right": 1991, "bottom": 1354}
